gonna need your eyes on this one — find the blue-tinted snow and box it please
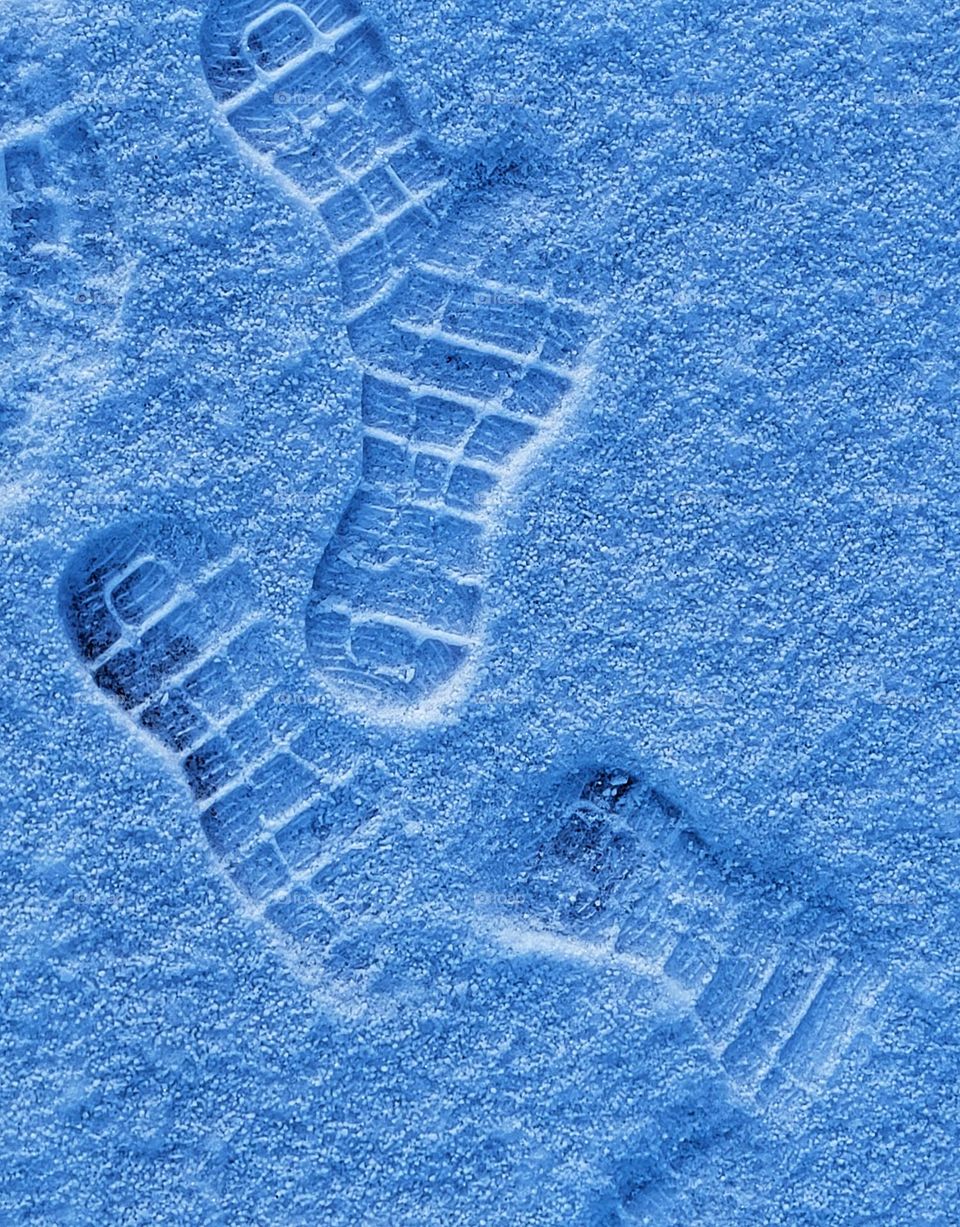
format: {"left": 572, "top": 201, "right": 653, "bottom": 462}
{"left": 1, "top": 0, "right": 958, "bottom": 1222}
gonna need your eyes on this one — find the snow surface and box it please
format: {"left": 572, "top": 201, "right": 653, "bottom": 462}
{"left": 1, "top": 0, "right": 959, "bottom": 1222}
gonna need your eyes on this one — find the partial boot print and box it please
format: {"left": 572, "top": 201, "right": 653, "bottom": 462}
{"left": 306, "top": 268, "right": 594, "bottom": 709}
{"left": 1, "top": 104, "right": 121, "bottom": 446}
{"left": 491, "top": 770, "right": 888, "bottom": 1117}
{"left": 59, "top": 516, "right": 388, "bottom": 990}
{"left": 200, "top": 0, "right": 448, "bottom": 307}
{"left": 199, "top": 1, "right": 597, "bottom": 713}
{"left": 1, "top": 107, "right": 118, "bottom": 304}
